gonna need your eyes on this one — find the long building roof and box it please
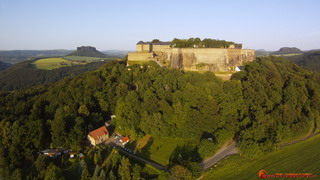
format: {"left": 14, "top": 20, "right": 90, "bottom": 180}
{"left": 137, "top": 41, "right": 171, "bottom": 45}
{"left": 88, "top": 126, "right": 108, "bottom": 140}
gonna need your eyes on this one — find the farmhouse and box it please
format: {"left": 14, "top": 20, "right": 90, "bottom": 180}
{"left": 87, "top": 126, "right": 109, "bottom": 146}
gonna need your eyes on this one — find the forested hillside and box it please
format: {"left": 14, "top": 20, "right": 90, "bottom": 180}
{"left": 0, "top": 60, "right": 108, "bottom": 91}
{"left": 1, "top": 56, "right": 320, "bottom": 179}
{"left": 0, "top": 61, "right": 11, "bottom": 71}
{"left": 285, "top": 51, "right": 320, "bottom": 72}
{"left": 0, "top": 50, "right": 72, "bottom": 64}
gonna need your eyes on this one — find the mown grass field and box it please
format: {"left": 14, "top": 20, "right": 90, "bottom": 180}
{"left": 63, "top": 56, "right": 111, "bottom": 61}
{"left": 203, "top": 134, "right": 320, "bottom": 180}
{"left": 275, "top": 53, "right": 303, "bottom": 57}
{"left": 32, "top": 57, "right": 71, "bottom": 70}
{"left": 136, "top": 136, "right": 198, "bottom": 166}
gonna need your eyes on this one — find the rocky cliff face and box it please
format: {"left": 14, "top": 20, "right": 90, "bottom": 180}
{"left": 69, "top": 46, "right": 107, "bottom": 58}
{"left": 168, "top": 48, "right": 255, "bottom": 72}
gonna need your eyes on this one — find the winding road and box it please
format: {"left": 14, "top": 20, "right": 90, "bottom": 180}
{"left": 200, "top": 140, "right": 238, "bottom": 170}
{"left": 106, "top": 136, "right": 238, "bottom": 172}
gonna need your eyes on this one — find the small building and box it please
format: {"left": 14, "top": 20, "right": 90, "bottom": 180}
{"left": 235, "top": 66, "right": 243, "bottom": 71}
{"left": 42, "top": 149, "right": 62, "bottom": 157}
{"left": 228, "top": 44, "right": 235, "bottom": 49}
{"left": 87, "top": 126, "right": 109, "bottom": 146}
{"left": 120, "top": 136, "right": 130, "bottom": 146}
{"left": 79, "top": 153, "right": 85, "bottom": 159}
{"left": 69, "top": 151, "right": 77, "bottom": 158}
{"left": 105, "top": 120, "right": 112, "bottom": 127}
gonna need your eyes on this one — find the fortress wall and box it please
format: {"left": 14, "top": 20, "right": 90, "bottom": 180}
{"left": 136, "top": 45, "right": 143, "bottom": 52}
{"left": 227, "top": 49, "right": 255, "bottom": 66}
{"left": 130, "top": 45, "right": 256, "bottom": 72}
{"left": 128, "top": 52, "right": 153, "bottom": 61}
{"left": 183, "top": 48, "right": 226, "bottom": 71}
{"left": 167, "top": 48, "right": 255, "bottom": 72}
{"left": 136, "top": 44, "right": 151, "bottom": 52}
{"left": 153, "top": 45, "right": 171, "bottom": 52}
{"left": 168, "top": 48, "right": 229, "bottom": 71}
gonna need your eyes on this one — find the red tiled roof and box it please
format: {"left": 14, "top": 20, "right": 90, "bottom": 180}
{"left": 121, "top": 136, "right": 129, "bottom": 143}
{"left": 88, "top": 126, "right": 108, "bottom": 140}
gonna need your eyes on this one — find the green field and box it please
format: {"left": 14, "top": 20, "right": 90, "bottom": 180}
{"left": 203, "top": 134, "right": 320, "bottom": 180}
{"left": 32, "top": 57, "right": 71, "bottom": 70}
{"left": 63, "top": 56, "right": 111, "bottom": 61}
{"left": 137, "top": 136, "right": 197, "bottom": 166}
{"left": 275, "top": 53, "right": 303, "bottom": 57}
{"left": 32, "top": 56, "right": 112, "bottom": 70}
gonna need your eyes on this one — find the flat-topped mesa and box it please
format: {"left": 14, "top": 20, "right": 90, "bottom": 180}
{"left": 68, "top": 46, "right": 106, "bottom": 58}
{"left": 77, "top": 46, "right": 97, "bottom": 51}
{"left": 128, "top": 39, "right": 256, "bottom": 72}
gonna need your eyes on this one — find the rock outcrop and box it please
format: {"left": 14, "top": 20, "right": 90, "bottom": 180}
{"left": 273, "top": 47, "right": 302, "bottom": 54}
{"left": 68, "top": 46, "right": 107, "bottom": 58}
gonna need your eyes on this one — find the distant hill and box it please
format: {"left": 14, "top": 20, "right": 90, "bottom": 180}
{"left": 0, "top": 61, "right": 11, "bottom": 71}
{"left": 272, "top": 47, "right": 302, "bottom": 55}
{"left": 0, "top": 50, "right": 72, "bottom": 64}
{"left": 0, "top": 60, "right": 109, "bottom": 91}
{"left": 285, "top": 51, "right": 320, "bottom": 72}
{"left": 68, "top": 46, "right": 107, "bottom": 58}
{"left": 255, "top": 49, "right": 272, "bottom": 56}
{"left": 102, "top": 50, "right": 131, "bottom": 58}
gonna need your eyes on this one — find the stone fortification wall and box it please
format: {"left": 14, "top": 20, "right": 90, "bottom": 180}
{"left": 152, "top": 45, "right": 171, "bottom": 52}
{"left": 167, "top": 48, "right": 255, "bottom": 72}
{"left": 227, "top": 49, "right": 255, "bottom": 67}
{"left": 128, "top": 47, "right": 255, "bottom": 72}
{"left": 128, "top": 52, "right": 153, "bottom": 61}
{"left": 136, "top": 44, "right": 151, "bottom": 52}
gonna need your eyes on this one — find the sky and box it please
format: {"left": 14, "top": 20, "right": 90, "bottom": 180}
{"left": 0, "top": 0, "right": 319, "bottom": 51}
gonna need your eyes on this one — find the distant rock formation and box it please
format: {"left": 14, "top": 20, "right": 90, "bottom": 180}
{"left": 68, "top": 46, "right": 107, "bottom": 58}
{"left": 273, "top": 47, "right": 302, "bottom": 54}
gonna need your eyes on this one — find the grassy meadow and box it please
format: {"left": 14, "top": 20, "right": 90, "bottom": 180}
{"left": 64, "top": 56, "right": 110, "bottom": 61}
{"left": 203, "top": 134, "right": 320, "bottom": 180}
{"left": 134, "top": 135, "right": 198, "bottom": 166}
{"left": 32, "top": 57, "right": 71, "bottom": 70}
{"left": 32, "top": 56, "right": 112, "bottom": 70}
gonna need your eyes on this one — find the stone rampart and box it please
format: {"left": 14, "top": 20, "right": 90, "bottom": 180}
{"left": 128, "top": 52, "right": 153, "bottom": 61}
{"left": 128, "top": 47, "right": 255, "bottom": 72}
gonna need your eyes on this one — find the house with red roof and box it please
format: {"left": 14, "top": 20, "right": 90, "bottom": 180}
{"left": 87, "top": 126, "right": 109, "bottom": 146}
{"left": 120, "top": 136, "right": 130, "bottom": 146}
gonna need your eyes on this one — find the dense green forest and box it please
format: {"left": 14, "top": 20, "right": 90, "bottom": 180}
{"left": 170, "top": 38, "right": 242, "bottom": 48}
{"left": 1, "top": 56, "right": 320, "bottom": 179}
{"left": 0, "top": 60, "right": 108, "bottom": 91}
{"left": 286, "top": 51, "right": 320, "bottom": 72}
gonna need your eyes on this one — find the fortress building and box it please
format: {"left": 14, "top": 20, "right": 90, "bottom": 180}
{"left": 128, "top": 41, "right": 256, "bottom": 72}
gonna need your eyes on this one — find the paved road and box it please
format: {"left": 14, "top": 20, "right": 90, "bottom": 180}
{"left": 200, "top": 140, "right": 238, "bottom": 170}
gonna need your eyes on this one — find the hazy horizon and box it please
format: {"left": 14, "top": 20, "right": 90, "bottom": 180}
{"left": 1, "top": 0, "right": 319, "bottom": 51}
